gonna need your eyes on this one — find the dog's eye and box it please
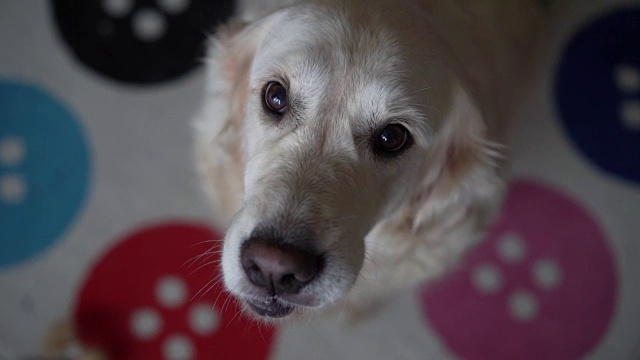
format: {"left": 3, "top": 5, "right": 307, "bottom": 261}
{"left": 375, "top": 124, "right": 410, "bottom": 155}
{"left": 263, "top": 82, "right": 288, "bottom": 115}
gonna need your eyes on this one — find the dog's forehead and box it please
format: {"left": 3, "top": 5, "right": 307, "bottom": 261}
{"left": 244, "top": 5, "right": 434, "bottom": 148}
{"left": 251, "top": 7, "right": 412, "bottom": 116}
{"left": 270, "top": 10, "right": 400, "bottom": 67}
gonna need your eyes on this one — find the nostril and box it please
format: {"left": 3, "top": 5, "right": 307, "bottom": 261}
{"left": 244, "top": 262, "right": 267, "bottom": 289}
{"left": 281, "top": 273, "right": 296, "bottom": 285}
{"left": 286, "top": 261, "right": 317, "bottom": 284}
{"left": 240, "top": 237, "right": 322, "bottom": 295}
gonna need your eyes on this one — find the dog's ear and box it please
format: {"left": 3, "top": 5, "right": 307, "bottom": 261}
{"left": 372, "top": 81, "right": 506, "bottom": 282}
{"left": 194, "top": 20, "right": 262, "bottom": 226}
{"left": 355, "top": 83, "right": 506, "bottom": 306}
{"left": 409, "top": 81, "right": 506, "bottom": 234}
{"left": 206, "top": 20, "right": 255, "bottom": 120}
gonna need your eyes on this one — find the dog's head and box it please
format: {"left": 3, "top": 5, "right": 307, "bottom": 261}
{"left": 201, "top": 1, "right": 503, "bottom": 319}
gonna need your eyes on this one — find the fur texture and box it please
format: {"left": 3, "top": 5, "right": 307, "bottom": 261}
{"left": 194, "top": 0, "right": 542, "bottom": 319}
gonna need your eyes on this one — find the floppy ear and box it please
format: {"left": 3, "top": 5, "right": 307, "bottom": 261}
{"left": 193, "top": 20, "right": 258, "bottom": 227}
{"left": 371, "top": 81, "right": 506, "bottom": 282}
{"left": 349, "top": 82, "right": 507, "bottom": 314}
{"left": 410, "top": 81, "right": 506, "bottom": 235}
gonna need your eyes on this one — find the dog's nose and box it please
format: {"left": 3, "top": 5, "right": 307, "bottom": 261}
{"left": 240, "top": 238, "right": 321, "bottom": 295}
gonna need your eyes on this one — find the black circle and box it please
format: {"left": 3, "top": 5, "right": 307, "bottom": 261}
{"left": 51, "top": 0, "right": 235, "bottom": 85}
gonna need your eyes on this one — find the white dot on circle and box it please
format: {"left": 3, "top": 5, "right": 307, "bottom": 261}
{"left": 614, "top": 64, "right": 640, "bottom": 93}
{"left": 158, "top": 0, "right": 190, "bottom": 14}
{"left": 471, "top": 263, "right": 503, "bottom": 294}
{"left": 132, "top": 8, "right": 167, "bottom": 42}
{"left": 497, "top": 232, "right": 526, "bottom": 263}
{"left": 102, "top": 0, "right": 134, "bottom": 17}
{"left": 163, "top": 334, "right": 194, "bottom": 360}
{"left": 156, "top": 276, "right": 187, "bottom": 308}
{"left": 130, "top": 308, "right": 162, "bottom": 340}
{"left": 0, "top": 137, "right": 26, "bottom": 166}
{"left": 532, "top": 258, "right": 563, "bottom": 290}
{"left": 508, "top": 290, "right": 539, "bottom": 322}
{"left": 620, "top": 100, "right": 640, "bottom": 130}
{"left": 0, "top": 174, "right": 27, "bottom": 204}
{"left": 189, "top": 304, "right": 220, "bottom": 335}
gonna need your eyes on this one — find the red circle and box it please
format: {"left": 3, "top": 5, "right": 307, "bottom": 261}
{"left": 74, "top": 221, "right": 277, "bottom": 360}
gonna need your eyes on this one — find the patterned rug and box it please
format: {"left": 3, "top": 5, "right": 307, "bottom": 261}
{"left": 1, "top": 0, "right": 638, "bottom": 359}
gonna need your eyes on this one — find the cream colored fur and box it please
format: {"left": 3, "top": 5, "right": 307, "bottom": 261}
{"left": 194, "top": 0, "right": 542, "bottom": 318}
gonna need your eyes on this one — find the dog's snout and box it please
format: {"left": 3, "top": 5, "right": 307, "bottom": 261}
{"left": 240, "top": 238, "right": 321, "bottom": 295}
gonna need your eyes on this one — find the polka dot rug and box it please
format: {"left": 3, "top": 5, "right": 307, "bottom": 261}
{"left": 0, "top": 0, "right": 638, "bottom": 359}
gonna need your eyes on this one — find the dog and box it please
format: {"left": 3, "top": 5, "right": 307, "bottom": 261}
{"left": 194, "top": 0, "right": 542, "bottom": 320}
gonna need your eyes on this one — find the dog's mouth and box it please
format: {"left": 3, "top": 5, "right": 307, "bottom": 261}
{"left": 245, "top": 297, "right": 296, "bottom": 318}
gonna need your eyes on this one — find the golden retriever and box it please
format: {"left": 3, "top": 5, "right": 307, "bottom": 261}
{"left": 194, "top": 0, "right": 541, "bottom": 319}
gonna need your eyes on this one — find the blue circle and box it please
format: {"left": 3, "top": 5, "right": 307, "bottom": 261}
{"left": 555, "top": 7, "right": 640, "bottom": 183}
{"left": 0, "top": 80, "right": 91, "bottom": 268}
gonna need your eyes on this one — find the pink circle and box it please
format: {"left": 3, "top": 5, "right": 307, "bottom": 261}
{"left": 419, "top": 180, "right": 617, "bottom": 360}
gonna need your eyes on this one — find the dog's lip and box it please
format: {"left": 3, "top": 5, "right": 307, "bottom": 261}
{"left": 246, "top": 297, "right": 295, "bottom": 318}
